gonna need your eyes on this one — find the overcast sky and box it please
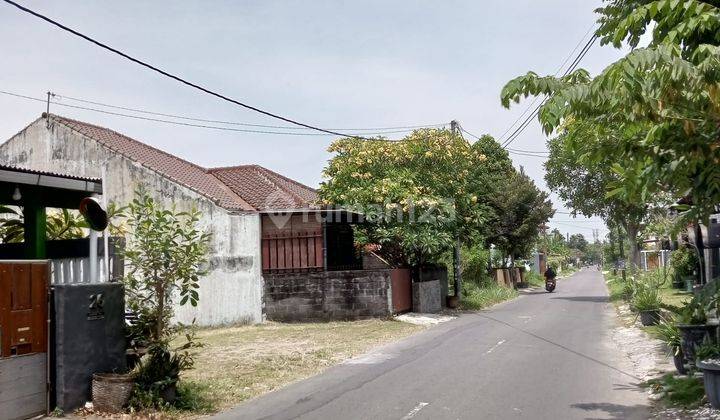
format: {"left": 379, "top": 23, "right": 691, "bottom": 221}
{"left": 0, "top": 0, "right": 626, "bottom": 239}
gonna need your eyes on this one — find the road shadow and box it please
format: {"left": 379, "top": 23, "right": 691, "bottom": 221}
{"left": 550, "top": 295, "right": 609, "bottom": 303}
{"left": 571, "top": 402, "right": 650, "bottom": 420}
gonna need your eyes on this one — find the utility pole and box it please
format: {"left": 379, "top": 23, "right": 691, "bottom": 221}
{"left": 450, "top": 120, "right": 462, "bottom": 300}
{"left": 46, "top": 91, "right": 51, "bottom": 128}
{"left": 450, "top": 120, "right": 460, "bottom": 135}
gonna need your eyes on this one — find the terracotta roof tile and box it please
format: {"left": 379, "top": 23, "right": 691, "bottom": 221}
{"left": 51, "top": 115, "right": 255, "bottom": 211}
{"left": 48, "top": 115, "right": 317, "bottom": 212}
{"left": 208, "top": 165, "right": 318, "bottom": 211}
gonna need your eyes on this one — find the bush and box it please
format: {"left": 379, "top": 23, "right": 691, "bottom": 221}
{"left": 648, "top": 314, "right": 682, "bottom": 356}
{"left": 461, "top": 245, "right": 491, "bottom": 284}
{"left": 122, "top": 190, "right": 210, "bottom": 409}
{"left": 632, "top": 283, "right": 661, "bottom": 311}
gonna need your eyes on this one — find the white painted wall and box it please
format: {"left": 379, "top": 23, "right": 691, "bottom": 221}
{"left": 0, "top": 118, "right": 264, "bottom": 325}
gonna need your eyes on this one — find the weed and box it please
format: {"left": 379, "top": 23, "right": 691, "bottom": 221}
{"left": 644, "top": 373, "right": 705, "bottom": 408}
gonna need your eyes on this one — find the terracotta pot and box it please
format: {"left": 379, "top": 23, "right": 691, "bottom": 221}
{"left": 446, "top": 295, "right": 459, "bottom": 309}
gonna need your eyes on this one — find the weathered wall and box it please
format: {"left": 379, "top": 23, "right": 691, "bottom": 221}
{"left": 0, "top": 119, "right": 264, "bottom": 325}
{"left": 264, "top": 269, "right": 392, "bottom": 321}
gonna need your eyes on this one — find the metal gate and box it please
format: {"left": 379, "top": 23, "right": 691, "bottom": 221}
{"left": 0, "top": 261, "right": 49, "bottom": 420}
{"left": 390, "top": 268, "right": 412, "bottom": 313}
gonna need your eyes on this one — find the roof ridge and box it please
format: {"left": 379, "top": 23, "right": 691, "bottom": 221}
{"left": 51, "top": 114, "right": 209, "bottom": 173}
{"left": 206, "top": 171, "right": 259, "bottom": 211}
{"left": 249, "top": 165, "right": 305, "bottom": 207}
{"left": 207, "top": 164, "right": 255, "bottom": 173}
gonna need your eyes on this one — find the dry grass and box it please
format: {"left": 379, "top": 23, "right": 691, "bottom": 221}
{"left": 177, "top": 319, "right": 424, "bottom": 414}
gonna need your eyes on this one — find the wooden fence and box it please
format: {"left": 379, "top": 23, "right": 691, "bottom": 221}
{"left": 262, "top": 231, "right": 323, "bottom": 273}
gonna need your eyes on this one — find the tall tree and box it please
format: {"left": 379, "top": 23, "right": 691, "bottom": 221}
{"left": 502, "top": 0, "right": 720, "bottom": 225}
{"left": 319, "top": 129, "right": 513, "bottom": 267}
{"left": 568, "top": 234, "right": 589, "bottom": 254}
{"left": 543, "top": 122, "right": 650, "bottom": 266}
{"left": 485, "top": 167, "right": 555, "bottom": 265}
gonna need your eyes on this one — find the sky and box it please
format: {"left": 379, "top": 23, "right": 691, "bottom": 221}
{"left": 0, "top": 0, "right": 627, "bottom": 239}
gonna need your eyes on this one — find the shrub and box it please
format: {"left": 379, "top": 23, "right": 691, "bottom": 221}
{"left": 123, "top": 190, "right": 211, "bottom": 408}
{"left": 632, "top": 283, "right": 661, "bottom": 311}
{"left": 649, "top": 314, "right": 681, "bottom": 356}
{"left": 695, "top": 340, "right": 720, "bottom": 362}
{"left": 670, "top": 247, "right": 698, "bottom": 278}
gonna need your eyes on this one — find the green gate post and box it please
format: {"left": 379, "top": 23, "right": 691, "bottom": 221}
{"left": 23, "top": 192, "right": 46, "bottom": 259}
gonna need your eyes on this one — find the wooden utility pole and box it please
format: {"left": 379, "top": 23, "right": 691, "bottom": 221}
{"left": 450, "top": 120, "right": 462, "bottom": 298}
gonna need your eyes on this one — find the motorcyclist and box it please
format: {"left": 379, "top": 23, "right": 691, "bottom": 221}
{"left": 544, "top": 266, "right": 557, "bottom": 282}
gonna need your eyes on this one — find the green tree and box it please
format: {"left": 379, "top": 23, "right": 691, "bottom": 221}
{"left": 123, "top": 191, "right": 211, "bottom": 342}
{"left": 568, "top": 234, "right": 589, "bottom": 254}
{"left": 543, "top": 124, "right": 650, "bottom": 266}
{"left": 502, "top": 0, "right": 720, "bottom": 224}
{"left": 319, "top": 128, "right": 513, "bottom": 267}
{"left": 485, "top": 167, "right": 554, "bottom": 265}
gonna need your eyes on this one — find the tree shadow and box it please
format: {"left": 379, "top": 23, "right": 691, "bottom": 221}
{"left": 550, "top": 296, "right": 610, "bottom": 303}
{"left": 571, "top": 401, "right": 650, "bottom": 420}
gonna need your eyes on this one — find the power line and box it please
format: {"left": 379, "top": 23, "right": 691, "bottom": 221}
{"left": 0, "top": 90, "right": 419, "bottom": 137}
{"left": 497, "top": 23, "right": 596, "bottom": 144}
{"left": 1, "top": 0, "right": 360, "bottom": 139}
{"left": 500, "top": 32, "right": 598, "bottom": 149}
{"left": 57, "top": 93, "right": 444, "bottom": 132}
{"left": 460, "top": 128, "right": 548, "bottom": 158}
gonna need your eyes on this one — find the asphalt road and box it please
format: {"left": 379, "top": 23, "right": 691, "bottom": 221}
{"left": 216, "top": 269, "right": 650, "bottom": 420}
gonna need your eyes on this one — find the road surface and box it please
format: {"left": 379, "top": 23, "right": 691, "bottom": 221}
{"left": 216, "top": 269, "right": 650, "bottom": 420}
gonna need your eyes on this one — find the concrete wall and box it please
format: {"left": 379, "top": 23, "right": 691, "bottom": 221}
{"left": 0, "top": 119, "right": 264, "bottom": 325}
{"left": 264, "top": 269, "right": 392, "bottom": 321}
{"left": 52, "top": 283, "right": 126, "bottom": 411}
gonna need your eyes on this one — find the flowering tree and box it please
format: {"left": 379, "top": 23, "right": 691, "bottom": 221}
{"left": 319, "top": 128, "right": 513, "bottom": 267}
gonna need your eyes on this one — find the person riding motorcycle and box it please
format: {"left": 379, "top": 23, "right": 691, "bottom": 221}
{"left": 544, "top": 266, "right": 557, "bottom": 292}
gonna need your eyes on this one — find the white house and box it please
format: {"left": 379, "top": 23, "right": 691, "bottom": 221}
{"left": 0, "top": 113, "right": 319, "bottom": 326}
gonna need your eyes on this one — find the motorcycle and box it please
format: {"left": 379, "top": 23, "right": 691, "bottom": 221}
{"left": 545, "top": 277, "right": 556, "bottom": 293}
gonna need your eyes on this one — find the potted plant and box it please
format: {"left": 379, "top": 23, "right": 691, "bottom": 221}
{"left": 695, "top": 341, "right": 720, "bottom": 408}
{"left": 632, "top": 283, "right": 662, "bottom": 326}
{"left": 670, "top": 246, "right": 698, "bottom": 292}
{"left": 677, "top": 299, "right": 716, "bottom": 367}
{"left": 655, "top": 314, "right": 687, "bottom": 374}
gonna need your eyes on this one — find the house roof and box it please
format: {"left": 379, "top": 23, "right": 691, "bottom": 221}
{"left": 209, "top": 165, "right": 318, "bottom": 211}
{"left": 45, "top": 114, "right": 317, "bottom": 212}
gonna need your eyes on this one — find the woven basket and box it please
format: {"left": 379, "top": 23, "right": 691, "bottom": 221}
{"left": 92, "top": 373, "right": 134, "bottom": 413}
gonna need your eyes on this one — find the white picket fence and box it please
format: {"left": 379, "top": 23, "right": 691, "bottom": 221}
{"left": 50, "top": 256, "right": 118, "bottom": 284}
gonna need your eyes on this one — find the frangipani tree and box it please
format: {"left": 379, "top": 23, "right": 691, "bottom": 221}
{"left": 319, "top": 128, "right": 513, "bottom": 267}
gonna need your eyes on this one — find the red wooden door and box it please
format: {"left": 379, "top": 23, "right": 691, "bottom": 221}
{"left": 0, "top": 261, "right": 48, "bottom": 357}
{"left": 391, "top": 268, "right": 412, "bottom": 313}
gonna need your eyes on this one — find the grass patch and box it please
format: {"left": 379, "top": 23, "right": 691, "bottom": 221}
{"left": 604, "top": 270, "right": 692, "bottom": 309}
{"left": 175, "top": 319, "right": 423, "bottom": 414}
{"left": 525, "top": 271, "right": 545, "bottom": 288}
{"left": 460, "top": 281, "right": 518, "bottom": 310}
{"left": 644, "top": 373, "right": 706, "bottom": 408}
